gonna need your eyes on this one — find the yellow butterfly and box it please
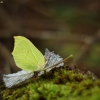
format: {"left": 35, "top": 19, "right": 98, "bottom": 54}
{"left": 12, "top": 36, "right": 46, "bottom": 72}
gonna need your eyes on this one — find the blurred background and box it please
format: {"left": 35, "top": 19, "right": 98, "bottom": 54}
{"left": 0, "top": 0, "right": 100, "bottom": 84}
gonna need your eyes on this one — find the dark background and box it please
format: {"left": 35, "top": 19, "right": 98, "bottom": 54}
{"left": 0, "top": 0, "right": 100, "bottom": 84}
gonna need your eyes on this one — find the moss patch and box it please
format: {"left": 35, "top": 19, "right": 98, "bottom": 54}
{"left": 1, "top": 66, "right": 100, "bottom": 100}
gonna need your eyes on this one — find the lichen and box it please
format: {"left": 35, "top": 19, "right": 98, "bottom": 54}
{"left": 1, "top": 66, "right": 100, "bottom": 100}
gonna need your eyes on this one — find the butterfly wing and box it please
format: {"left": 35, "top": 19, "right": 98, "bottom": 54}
{"left": 12, "top": 36, "right": 45, "bottom": 71}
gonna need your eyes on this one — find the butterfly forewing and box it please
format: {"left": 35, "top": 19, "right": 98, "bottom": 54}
{"left": 12, "top": 36, "right": 45, "bottom": 71}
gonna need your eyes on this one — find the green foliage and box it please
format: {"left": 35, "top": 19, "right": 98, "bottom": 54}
{"left": 85, "top": 44, "right": 100, "bottom": 67}
{"left": 1, "top": 66, "right": 100, "bottom": 100}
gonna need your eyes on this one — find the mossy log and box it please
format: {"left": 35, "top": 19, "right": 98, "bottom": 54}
{"left": 0, "top": 66, "right": 100, "bottom": 100}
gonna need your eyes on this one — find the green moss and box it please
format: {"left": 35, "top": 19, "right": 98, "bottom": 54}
{"left": 1, "top": 66, "right": 100, "bottom": 100}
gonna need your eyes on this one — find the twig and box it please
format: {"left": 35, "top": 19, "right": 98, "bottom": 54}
{"left": 42, "top": 55, "right": 73, "bottom": 71}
